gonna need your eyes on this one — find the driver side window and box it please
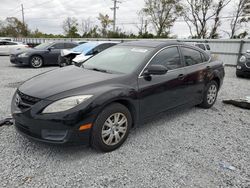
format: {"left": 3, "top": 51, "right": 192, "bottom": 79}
{"left": 150, "top": 47, "right": 182, "bottom": 70}
{"left": 51, "top": 43, "right": 64, "bottom": 49}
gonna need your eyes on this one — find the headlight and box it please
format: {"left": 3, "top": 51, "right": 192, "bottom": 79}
{"left": 18, "top": 52, "right": 28, "bottom": 57}
{"left": 239, "top": 55, "right": 246, "bottom": 63}
{"left": 42, "top": 95, "right": 93, "bottom": 114}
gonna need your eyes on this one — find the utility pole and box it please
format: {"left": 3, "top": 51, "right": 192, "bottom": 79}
{"left": 21, "top": 4, "right": 24, "bottom": 25}
{"left": 111, "top": 0, "right": 121, "bottom": 32}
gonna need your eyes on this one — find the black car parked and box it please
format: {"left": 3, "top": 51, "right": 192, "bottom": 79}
{"left": 10, "top": 42, "right": 78, "bottom": 68}
{"left": 11, "top": 41, "right": 225, "bottom": 152}
{"left": 236, "top": 51, "right": 250, "bottom": 77}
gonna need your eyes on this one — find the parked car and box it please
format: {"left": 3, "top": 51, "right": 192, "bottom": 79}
{"left": 74, "top": 40, "right": 87, "bottom": 45}
{"left": 0, "top": 40, "right": 29, "bottom": 55}
{"left": 11, "top": 41, "right": 224, "bottom": 152}
{"left": 236, "top": 50, "right": 250, "bottom": 77}
{"left": 10, "top": 41, "right": 78, "bottom": 68}
{"left": 194, "top": 43, "right": 211, "bottom": 55}
{"left": 58, "top": 41, "right": 118, "bottom": 67}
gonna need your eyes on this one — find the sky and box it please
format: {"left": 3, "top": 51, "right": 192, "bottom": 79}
{"left": 0, "top": 0, "right": 242, "bottom": 38}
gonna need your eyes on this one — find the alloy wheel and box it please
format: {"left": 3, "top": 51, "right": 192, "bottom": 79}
{"left": 207, "top": 84, "right": 217, "bottom": 105}
{"left": 31, "top": 56, "right": 43, "bottom": 68}
{"left": 101, "top": 112, "right": 128, "bottom": 146}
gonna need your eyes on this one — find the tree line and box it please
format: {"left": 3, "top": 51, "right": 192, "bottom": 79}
{"left": 0, "top": 0, "right": 250, "bottom": 39}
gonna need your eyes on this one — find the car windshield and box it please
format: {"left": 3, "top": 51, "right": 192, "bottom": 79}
{"left": 82, "top": 46, "right": 152, "bottom": 74}
{"left": 72, "top": 42, "right": 99, "bottom": 55}
{"left": 34, "top": 42, "right": 53, "bottom": 50}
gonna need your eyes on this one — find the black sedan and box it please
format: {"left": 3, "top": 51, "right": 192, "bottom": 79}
{"left": 10, "top": 42, "right": 78, "bottom": 68}
{"left": 11, "top": 41, "right": 225, "bottom": 152}
{"left": 236, "top": 51, "right": 250, "bottom": 77}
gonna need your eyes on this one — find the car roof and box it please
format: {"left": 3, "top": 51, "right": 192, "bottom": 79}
{"left": 119, "top": 40, "right": 182, "bottom": 48}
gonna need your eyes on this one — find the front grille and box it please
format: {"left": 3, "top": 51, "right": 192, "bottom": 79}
{"left": 17, "top": 90, "right": 40, "bottom": 105}
{"left": 246, "top": 61, "right": 250, "bottom": 68}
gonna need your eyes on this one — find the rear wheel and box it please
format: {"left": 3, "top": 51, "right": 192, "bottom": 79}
{"left": 91, "top": 103, "right": 132, "bottom": 152}
{"left": 199, "top": 81, "right": 218, "bottom": 109}
{"left": 30, "top": 55, "right": 43, "bottom": 68}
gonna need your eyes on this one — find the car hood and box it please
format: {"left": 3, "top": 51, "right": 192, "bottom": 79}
{"left": 18, "top": 66, "right": 122, "bottom": 99}
{"left": 61, "top": 49, "right": 81, "bottom": 57}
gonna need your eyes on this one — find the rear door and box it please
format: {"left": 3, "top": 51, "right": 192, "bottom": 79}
{"left": 46, "top": 43, "right": 65, "bottom": 64}
{"left": 180, "top": 46, "right": 210, "bottom": 104}
{"left": 138, "top": 46, "right": 188, "bottom": 118}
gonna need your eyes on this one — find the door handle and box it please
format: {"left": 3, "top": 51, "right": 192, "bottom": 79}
{"left": 206, "top": 66, "right": 211, "bottom": 70}
{"left": 178, "top": 74, "right": 185, "bottom": 80}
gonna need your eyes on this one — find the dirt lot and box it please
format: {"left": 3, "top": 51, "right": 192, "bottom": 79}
{"left": 0, "top": 56, "right": 249, "bottom": 187}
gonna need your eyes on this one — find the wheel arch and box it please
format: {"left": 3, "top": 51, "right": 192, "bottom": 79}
{"left": 97, "top": 98, "right": 138, "bottom": 128}
{"left": 29, "top": 54, "right": 44, "bottom": 65}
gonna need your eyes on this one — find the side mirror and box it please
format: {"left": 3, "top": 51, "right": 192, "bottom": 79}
{"left": 47, "top": 47, "right": 55, "bottom": 51}
{"left": 143, "top": 65, "right": 168, "bottom": 76}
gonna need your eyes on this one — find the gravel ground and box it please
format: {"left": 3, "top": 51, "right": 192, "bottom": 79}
{"left": 0, "top": 56, "right": 249, "bottom": 188}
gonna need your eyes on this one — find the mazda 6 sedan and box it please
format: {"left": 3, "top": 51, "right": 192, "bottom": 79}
{"left": 11, "top": 41, "right": 225, "bottom": 152}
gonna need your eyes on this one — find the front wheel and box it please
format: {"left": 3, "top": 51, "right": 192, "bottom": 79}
{"left": 91, "top": 103, "right": 132, "bottom": 152}
{"left": 30, "top": 55, "right": 43, "bottom": 68}
{"left": 199, "top": 81, "right": 218, "bottom": 109}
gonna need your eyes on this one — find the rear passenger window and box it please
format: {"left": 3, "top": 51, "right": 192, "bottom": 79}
{"left": 65, "top": 43, "right": 77, "bottom": 49}
{"left": 202, "top": 52, "right": 210, "bottom": 62}
{"left": 51, "top": 43, "right": 64, "bottom": 49}
{"left": 6, "top": 42, "right": 17, "bottom": 45}
{"left": 195, "top": 44, "right": 206, "bottom": 50}
{"left": 150, "top": 47, "right": 182, "bottom": 70}
{"left": 181, "top": 47, "right": 203, "bottom": 66}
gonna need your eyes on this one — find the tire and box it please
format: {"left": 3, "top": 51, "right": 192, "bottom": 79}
{"left": 91, "top": 103, "right": 132, "bottom": 152}
{"left": 236, "top": 71, "right": 243, "bottom": 78}
{"left": 199, "top": 80, "right": 218, "bottom": 109}
{"left": 30, "top": 55, "right": 43, "bottom": 68}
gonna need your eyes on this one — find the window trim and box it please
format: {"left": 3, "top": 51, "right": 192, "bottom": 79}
{"left": 138, "top": 45, "right": 184, "bottom": 78}
{"left": 138, "top": 45, "right": 212, "bottom": 78}
{"left": 179, "top": 45, "right": 211, "bottom": 67}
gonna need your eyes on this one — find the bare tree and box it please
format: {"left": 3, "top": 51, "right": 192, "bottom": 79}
{"left": 81, "top": 18, "right": 93, "bottom": 36}
{"left": 62, "top": 17, "right": 79, "bottom": 37}
{"left": 183, "top": 0, "right": 230, "bottom": 38}
{"left": 143, "top": 0, "right": 183, "bottom": 37}
{"left": 209, "top": 0, "right": 231, "bottom": 38}
{"left": 136, "top": 11, "right": 149, "bottom": 36}
{"left": 228, "top": 0, "right": 250, "bottom": 38}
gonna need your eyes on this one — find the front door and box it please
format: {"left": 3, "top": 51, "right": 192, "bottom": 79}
{"left": 138, "top": 46, "right": 188, "bottom": 119}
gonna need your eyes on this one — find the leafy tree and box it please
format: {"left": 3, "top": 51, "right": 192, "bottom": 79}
{"left": 62, "top": 17, "right": 80, "bottom": 38}
{"left": 0, "top": 17, "right": 29, "bottom": 37}
{"left": 142, "top": 0, "right": 183, "bottom": 37}
{"left": 97, "top": 13, "right": 113, "bottom": 37}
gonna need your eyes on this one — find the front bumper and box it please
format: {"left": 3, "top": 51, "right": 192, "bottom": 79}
{"left": 11, "top": 92, "right": 97, "bottom": 145}
{"left": 10, "top": 54, "right": 29, "bottom": 65}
